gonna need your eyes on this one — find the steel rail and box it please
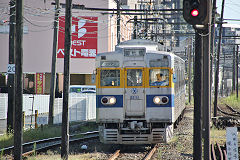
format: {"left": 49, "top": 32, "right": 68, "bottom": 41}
{"left": 217, "top": 106, "right": 240, "bottom": 117}
{"left": 108, "top": 150, "right": 120, "bottom": 160}
{"left": 0, "top": 131, "right": 99, "bottom": 156}
{"left": 23, "top": 131, "right": 99, "bottom": 157}
{"left": 142, "top": 144, "right": 159, "bottom": 160}
{"left": 216, "top": 143, "right": 224, "bottom": 160}
{"left": 225, "top": 104, "right": 240, "bottom": 115}
{"left": 211, "top": 144, "right": 217, "bottom": 160}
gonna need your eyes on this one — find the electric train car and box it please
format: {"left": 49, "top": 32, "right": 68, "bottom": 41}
{"left": 95, "top": 39, "right": 185, "bottom": 144}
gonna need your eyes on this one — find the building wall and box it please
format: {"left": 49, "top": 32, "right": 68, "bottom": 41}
{"left": 0, "top": 0, "right": 133, "bottom": 93}
{"left": 0, "top": 0, "right": 120, "bottom": 74}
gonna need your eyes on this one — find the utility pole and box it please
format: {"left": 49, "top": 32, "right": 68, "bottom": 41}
{"left": 193, "top": 32, "right": 202, "bottom": 160}
{"left": 61, "top": 0, "right": 72, "bottom": 159}
{"left": 236, "top": 45, "right": 239, "bottom": 98}
{"left": 188, "top": 39, "right": 192, "bottom": 104}
{"left": 144, "top": 5, "right": 148, "bottom": 39}
{"left": 117, "top": 0, "right": 120, "bottom": 44}
{"left": 232, "top": 46, "right": 236, "bottom": 93}
{"left": 210, "top": 0, "right": 217, "bottom": 102}
{"left": 7, "top": 0, "right": 16, "bottom": 134}
{"left": 48, "top": 0, "right": 60, "bottom": 125}
{"left": 133, "top": 16, "right": 137, "bottom": 39}
{"left": 221, "top": 52, "right": 225, "bottom": 97}
{"left": 213, "top": 0, "right": 225, "bottom": 117}
{"left": 14, "top": 0, "right": 24, "bottom": 159}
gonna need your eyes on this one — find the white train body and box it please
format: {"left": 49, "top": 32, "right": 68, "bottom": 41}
{"left": 95, "top": 39, "right": 185, "bottom": 144}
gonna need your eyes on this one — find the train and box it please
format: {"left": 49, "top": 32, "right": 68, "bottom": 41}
{"left": 95, "top": 39, "right": 185, "bottom": 144}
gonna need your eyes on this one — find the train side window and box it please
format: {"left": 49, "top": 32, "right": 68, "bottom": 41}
{"left": 100, "top": 69, "right": 120, "bottom": 86}
{"left": 149, "top": 69, "right": 169, "bottom": 86}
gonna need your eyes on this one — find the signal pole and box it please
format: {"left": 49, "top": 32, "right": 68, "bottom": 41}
{"left": 202, "top": 27, "right": 211, "bottom": 160}
{"left": 193, "top": 32, "right": 202, "bottom": 160}
{"left": 7, "top": 0, "right": 16, "bottom": 134}
{"left": 202, "top": 1, "right": 212, "bottom": 158}
{"left": 14, "top": 0, "right": 24, "bottom": 159}
{"left": 182, "top": 0, "right": 211, "bottom": 159}
{"left": 61, "top": 0, "right": 72, "bottom": 159}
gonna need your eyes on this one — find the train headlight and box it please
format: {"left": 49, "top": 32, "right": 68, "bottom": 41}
{"left": 109, "top": 97, "right": 116, "bottom": 104}
{"left": 101, "top": 97, "right": 108, "bottom": 104}
{"left": 153, "top": 96, "right": 161, "bottom": 104}
{"left": 101, "top": 96, "right": 116, "bottom": 105}
{"left": 161, "top": 96, "right": 169, "bottom": 104}
{"left": 153, "top": 96, "right": 169, "bottom": 105}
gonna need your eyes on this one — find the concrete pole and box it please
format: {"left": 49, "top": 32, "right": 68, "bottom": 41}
{"left": 61, "top": 0, "right": 72, "bottom": 159}
{"left": 49, "top": 0, "right": 60, "bottom": 125}
{"left": 14, "top": 0, "right": 24, "bottom": 159}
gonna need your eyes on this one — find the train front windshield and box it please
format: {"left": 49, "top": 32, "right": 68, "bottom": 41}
{"left": 100, "top": 69, "right": 120, "bottom": 86}
{"left": 127, "top": 69, "right": 143, "bottom": 86}
{"left": 149, "top": 69, "right": 169, "bottom": 86}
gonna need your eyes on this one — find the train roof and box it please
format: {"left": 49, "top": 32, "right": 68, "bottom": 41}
{"left": 96, "top": 39, "right": 184, "bottom": 62}
{"left": 116, "top": 39, "right": 159, "bottom": 51}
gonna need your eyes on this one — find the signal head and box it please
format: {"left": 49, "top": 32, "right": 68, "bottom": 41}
{"left": 191, "top": 9, "right": 199, "bottom": 17}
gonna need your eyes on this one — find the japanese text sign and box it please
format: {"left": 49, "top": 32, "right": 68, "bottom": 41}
{"left": 57, "top": 16, "right": 98, "bottom": 58}
{"left": 226, "top": 127, "right": 239, "bottom": 160}
{"left": 35, "top": 73, "right": 44, "bottom": 94}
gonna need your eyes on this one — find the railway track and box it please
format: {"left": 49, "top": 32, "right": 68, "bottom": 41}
{"left": 213, "top": 104, "right": 240, "bottom": 129}
{"left": 107, "top": 144, "right": 159, "bottom": 160}
{"left": 211, "top": 143, "right": 227, "bottom": 160}
{"left": 0, "top": 131, "right": 99, "bottom": 157}
{"left": 217, "top": 104, "right": 240, "bottom": 117}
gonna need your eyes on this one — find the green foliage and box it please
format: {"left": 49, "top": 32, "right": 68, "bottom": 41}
{"left": 219, "top": 93, "right": 240, "bottom": 109}
{"left": 22, "top": 125, "right": 62, "bottom": 143}
{"left": 0, "top": 133, "right": 14, "bottom": 149}
{"left": 0, "top": 122, "right": 98, "bottom": 149}
{"left": 33, "top": 142, "right": 37, "bottom": 157}
{"left": 0, "top": 148, "right": 4, "bottom": 159}
{"left": 157, "top": 148, "right": 162, "bottom": 159}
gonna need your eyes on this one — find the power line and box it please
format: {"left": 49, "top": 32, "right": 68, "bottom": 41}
{"left": 52, "top": 2, "right": 183, "bottom": 12}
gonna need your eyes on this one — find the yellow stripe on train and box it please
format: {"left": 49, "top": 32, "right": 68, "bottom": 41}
{"left": 96, "top": 67, "right": 174, "bottom": 89}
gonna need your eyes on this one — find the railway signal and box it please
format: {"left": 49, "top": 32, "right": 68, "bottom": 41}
{"left": 183, "top": 0, "right": 209, "bottom": 27}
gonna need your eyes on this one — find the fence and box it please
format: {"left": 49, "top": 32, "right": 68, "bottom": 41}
{"left": 0, "top": 93, "right": 96, "bottom": 124}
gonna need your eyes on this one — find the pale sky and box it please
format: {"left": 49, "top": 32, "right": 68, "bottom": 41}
{"left": 216, "top": 0, "right": 240, "bottom": 24}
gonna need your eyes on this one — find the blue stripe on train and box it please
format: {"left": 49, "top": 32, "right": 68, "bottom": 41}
{"left": 96, "top": 94, "right": 174, "bottom": 108}
{"left": 146, "top": 94, "right": 174, "bottom": 107}
{"left": 96, "top": 95, "right": 123, "bottom": 108}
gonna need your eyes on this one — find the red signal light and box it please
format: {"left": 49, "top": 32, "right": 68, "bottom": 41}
{"left": 191, "top": 9, "right": 199, "bottom": 17}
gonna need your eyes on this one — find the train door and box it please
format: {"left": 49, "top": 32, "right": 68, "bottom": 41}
{"left": 124, "top": 68, "right": 145, "bottom": 117}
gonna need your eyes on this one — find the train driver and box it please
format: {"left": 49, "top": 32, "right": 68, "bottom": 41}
{"left": 152, "top": 73, "right": 168, "bottom": 86}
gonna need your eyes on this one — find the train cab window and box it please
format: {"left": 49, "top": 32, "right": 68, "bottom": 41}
{"left": 149, "top": 69, "right": 169, "bottom": 86}
{"left": 127, "top": 69, "right": 143, "bottom": 86}
{"left": 100, "top": 69, "right": 120, "bottom": 86}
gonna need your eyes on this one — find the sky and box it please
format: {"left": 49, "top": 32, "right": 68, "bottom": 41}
{"left": 216, "top": 0, "right": 240, "bottom": 25}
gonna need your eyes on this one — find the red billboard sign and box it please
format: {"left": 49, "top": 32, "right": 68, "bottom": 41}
{"left": 57, "top": 16, "right": 98, "bottom": 58}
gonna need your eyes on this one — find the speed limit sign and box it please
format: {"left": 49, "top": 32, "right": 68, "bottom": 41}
{"left": 7, "top": 64, "right": 15, "bottom": 74}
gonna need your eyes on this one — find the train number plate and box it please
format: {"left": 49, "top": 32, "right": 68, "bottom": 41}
{"left": 130, "top": 95, "right": 139, "bottom": 100}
